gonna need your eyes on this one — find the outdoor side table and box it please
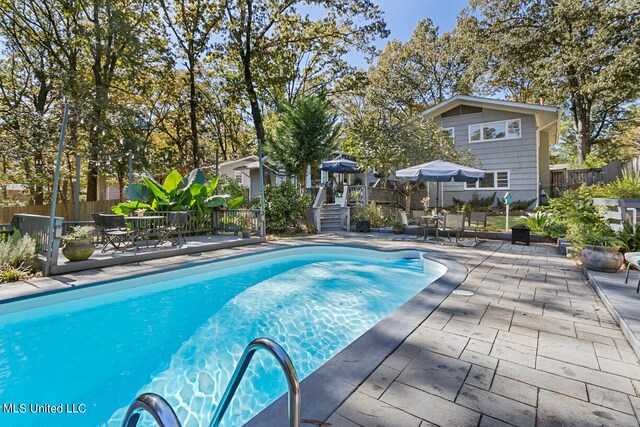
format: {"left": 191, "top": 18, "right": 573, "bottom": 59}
{"left": 421, "top": 215, "right": 442, "bottom": 242}
{"left": 511, "top": 226, "right": 531, "bottom": 246}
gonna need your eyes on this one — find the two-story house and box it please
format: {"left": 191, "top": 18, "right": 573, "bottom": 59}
{"left": 424, "top": 95, "right": 560, "bottom": 207}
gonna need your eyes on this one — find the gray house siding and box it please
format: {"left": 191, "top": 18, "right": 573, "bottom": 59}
{"left": 433, "top": 107, "right": 539, "bottom": 207}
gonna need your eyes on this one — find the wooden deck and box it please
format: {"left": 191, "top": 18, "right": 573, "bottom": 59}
{"left": 49, "top": 234, "right": 266, "bottom": 275}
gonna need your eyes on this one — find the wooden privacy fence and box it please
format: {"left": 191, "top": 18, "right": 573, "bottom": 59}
{"left": 0, "top": 200, "right": 119, "bottom": 223}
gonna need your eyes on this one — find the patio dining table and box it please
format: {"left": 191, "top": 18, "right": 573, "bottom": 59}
{"left": 420, "top": 215, "right": 443, "bottom": 242}
{"left": 125, "top": 215, "right": 166, "bottom": 247}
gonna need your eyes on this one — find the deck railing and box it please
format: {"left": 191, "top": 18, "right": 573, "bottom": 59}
{"left": 211, "top": 209, "right": 262, "bottom": 235}
{"left": 11, "top": 213, "right": 63, "bottom": 274}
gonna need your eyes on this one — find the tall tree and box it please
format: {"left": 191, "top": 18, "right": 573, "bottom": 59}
{"left": 462, "top": 0, "right": 640, "bottom": 165}
{"left": 268, "top": 94, "right": 340, "bottom": 187}
{"left": 216, "top": 0, "right": 387, "bottom": 158}
{"left": 367, "top": 19, "right": 474, "bottom": 118}
{"left": 160, "top": 0, "right": 223, "bottom": 168}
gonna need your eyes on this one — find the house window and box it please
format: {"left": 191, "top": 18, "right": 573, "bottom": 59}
{"left": 234, "top": 171, "right": 243, "bottom": 183}
{"left": 468, "top": 119, "right": 521, "bottom": 143}
{"left": 443, "top": 127, "right": 455, "bottom": 139}
{"left": 465, "top": 170, "right": 510, "bottom": 190}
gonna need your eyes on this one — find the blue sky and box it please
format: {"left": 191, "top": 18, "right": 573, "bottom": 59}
{"left": 349, "top": 0, "right": 470, "bottom": 67}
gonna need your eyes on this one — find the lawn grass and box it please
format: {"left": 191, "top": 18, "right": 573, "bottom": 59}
{"left": 485, "top": 212, "right": 528, "bottom": 232}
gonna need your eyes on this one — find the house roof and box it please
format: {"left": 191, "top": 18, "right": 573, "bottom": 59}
{"left": 218, "top": 156, "right": 258, "bottom": 168}
{"left": 233, "top": 156, "right": 276, "bottom": 172}
{"left": 423, "top": 95, "right": 559, "bottom": 128}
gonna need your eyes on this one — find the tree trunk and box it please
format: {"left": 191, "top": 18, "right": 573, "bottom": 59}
{"left": 188, "top": 49, "right": 200, "bottom": 169}
{"left": 241, "top": 48, "right": 266, "bottom": 157}
{"left": 573, "top": 100, "right": 591, "bottom": 167}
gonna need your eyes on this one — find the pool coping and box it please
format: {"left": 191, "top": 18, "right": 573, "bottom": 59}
{"left": 245, "top": 244, "right": 468, "bottom": 427}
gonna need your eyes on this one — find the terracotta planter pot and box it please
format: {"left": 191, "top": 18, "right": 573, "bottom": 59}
{"left": 392, "top": 226, "right": 404, "bottom": 234}
{"left": 241, "top": 229, "right": 251, "bottom": 238}
{"left": 581, "top": 245, "right": 623, "bottom": 273}
{"left": 62, "top": 238, "right": 95, "bottom": 262}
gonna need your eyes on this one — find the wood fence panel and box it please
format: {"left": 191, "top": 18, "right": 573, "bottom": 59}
{"left": 0, "top": 200, "right": 118, "bottom": 223}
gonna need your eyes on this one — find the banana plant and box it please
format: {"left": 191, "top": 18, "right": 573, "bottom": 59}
{"left": 112, "top": 168, "right": 244, "bottom": 216}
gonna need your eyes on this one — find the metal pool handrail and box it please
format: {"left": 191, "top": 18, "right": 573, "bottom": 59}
{"left": 209, "top": 337, "right": 301, "bottom": 427}
{"left": 121, "top": 393, "right": 181, "bottom": 427}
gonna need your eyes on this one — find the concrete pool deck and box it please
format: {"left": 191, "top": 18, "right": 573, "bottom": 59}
{"left": 2, "top": 233, "right": 640, "bottom": 426}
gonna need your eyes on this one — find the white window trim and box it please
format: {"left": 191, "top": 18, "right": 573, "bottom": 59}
{"left": 468, "top": 119, "right": 521, "bottom": 143}
{"left": 443, "top": 127, "right": 455, "bottom": 139}
{"left": 465, "top": 170, "right": 510, "bottom": 190}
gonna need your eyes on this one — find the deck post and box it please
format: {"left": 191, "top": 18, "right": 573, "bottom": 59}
{"left": 46, "top": 101, "right": 69, "bottom": 276}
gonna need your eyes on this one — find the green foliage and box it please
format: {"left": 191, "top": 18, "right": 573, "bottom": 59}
{"left": 518, "top": 212, "right": 550, "bottom": 232}
{"left": 539, "top": 187, "right": 613, "bottom": 247}
{"left": 463, "top": 0, "right": 640, "bottom": 165}
{"left": 268, "top": 95, "right": 340, "bottom": 183}
{"left": 216, "top": 175, "right": 248, "bottom": 202}
{"left": 496, "top": 198, "right": 536, "bottom": 211}
{"left": 343, "top": 110, "right": 472, "bottom": 177}
{"left": 587, "top": 172, "right": 640, "bottom": 199}
{"left": 0, "top": 231, "right": 38, "bottom": 272}
{"left": 0, "top": 265, "right": 29, "bottom": 283}
{"left": 62, "top": 226, "right": 96, "bottom": 244}
{"left": 453, "top": 192, "right": 496, "bottom": 213}
{"left": 114, "top": 169, "right": 243, "bottom": 216}
{"left": 262, "top": 182, "right": 311, "bottom": 233}
{"left": 351, "top": 202, "right": 396, "bottom": 227}
{"left": 617, "top": 222, "right": 640, "bottom": 254}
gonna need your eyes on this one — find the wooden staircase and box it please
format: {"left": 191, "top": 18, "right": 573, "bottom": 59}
{"left": 319, "top": 204, "right": 343, "bottom": 233}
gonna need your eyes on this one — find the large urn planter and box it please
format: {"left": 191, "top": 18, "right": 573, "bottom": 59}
{"left": 62, "top": 238, "right": 95, "bottom": 262}
{"left": 581, "top": 245, "right": 623, "bottom": 273}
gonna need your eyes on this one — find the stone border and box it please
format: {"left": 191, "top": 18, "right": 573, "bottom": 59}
{"left": 583, "top": 267, "right": 640, "bottom": 359}
{"left": 246, "top": 245, "right": 468, "bottom": 426}
{"left": 49, "top": 236, "right": 266, "bottom": 275}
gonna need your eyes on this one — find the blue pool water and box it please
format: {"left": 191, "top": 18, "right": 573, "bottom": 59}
{"left": 0, "top": 246, "right": 444, "bottom": 427}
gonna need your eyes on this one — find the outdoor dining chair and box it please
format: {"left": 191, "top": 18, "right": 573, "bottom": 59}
{"left": 92, "top": 212, "right": 107, "bottom": 244}
{"left": 154, "top": 211, "right": 188, "bottom": 248}
{"left": 439, "top": 213, "right": 465, "bottom": 244}
{"left": 99, "top": 214, "right": 136, "bottom": 252}
{"left": 468, "top": 211, "right": 487, "bottom": 242}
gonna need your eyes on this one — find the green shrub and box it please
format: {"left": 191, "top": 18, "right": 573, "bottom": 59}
{"left": 0, "top": 265, "right": 29, "bottom": 283}
{"left": 538, "top": 187, "right": 611, "bottom": 245}
{"left": 0, "top": 231, "right": 38, "bottom": 272}
{"left": 452, "top": 192, "right": 496, "bottom": 212}
{"left": 352, "top": 202, "right": 396, "bottom": 227}
{"left": 618, "top": 222, "right": 640, "bottom": 254}
{"left": 261, "top": 182, "right": 312, "bottom": 233}
{"left": 587, "top": 172, "right": 640, "bottom": 199}
{"left": 497, "top": 198, "right": 536, "bottom": 211}
{"left": 217, "top": 175, "right": 249, "bottom": 202}
{"left": 518, "top": 212, "right": 550, "bottom": 233}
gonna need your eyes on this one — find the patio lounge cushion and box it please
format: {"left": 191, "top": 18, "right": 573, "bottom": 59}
{"left": 625, "top": 252, "right": 640, "bottom": 265}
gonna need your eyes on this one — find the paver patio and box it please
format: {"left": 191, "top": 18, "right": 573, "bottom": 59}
{"left": 320, "top": 239, "right": 640, "bottom": 427}
{"left": 3, "top": 234, "right": 640, "bottom": 426}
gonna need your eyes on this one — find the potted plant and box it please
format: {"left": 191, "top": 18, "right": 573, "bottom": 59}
{"left": 240, "top": 217, "right": 253, "bottom": 238}
{"left": 579, "top": 230, "right": 623, "bottom": 273}
{"left": 353, "top": 210, "right": 370, "bottom": 232}
{"left": 391, "top": 220, "right": 404, "bottom": 234}
{"left": 134, "top": 208, "right": 147, "bottom": 217}
{"left": 61, "top": 226, "right": 96, "bottom": 261}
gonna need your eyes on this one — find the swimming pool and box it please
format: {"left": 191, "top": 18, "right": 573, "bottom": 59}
{"left": 0, "top": 246, "right": 446, "bottom": 426}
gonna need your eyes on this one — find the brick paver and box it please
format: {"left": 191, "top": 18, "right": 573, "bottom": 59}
{"left": 325, "top": 241, "right": 640, "bottom": 426}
